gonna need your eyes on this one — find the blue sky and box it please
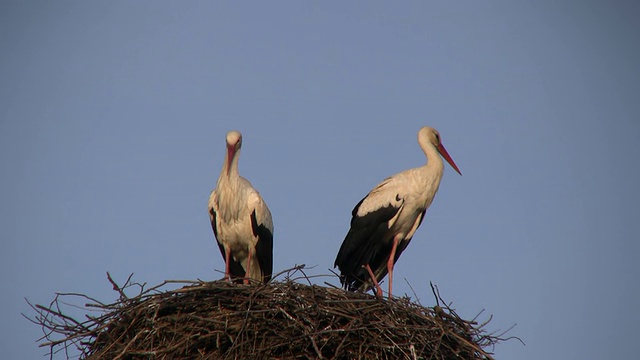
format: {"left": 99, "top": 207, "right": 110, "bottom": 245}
{"left": 2, "top": 1, "right": 639, "bottom": 358}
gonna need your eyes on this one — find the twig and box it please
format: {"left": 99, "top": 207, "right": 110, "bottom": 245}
{"left": 106, "top": 272, "right": 128, "bottom": 301}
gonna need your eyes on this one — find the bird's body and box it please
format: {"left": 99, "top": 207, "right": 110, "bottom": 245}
{"left": 208, "top": 130, "right": 273, "bottom": 284}
{"left": 334, "top": 126, "right": 461, "bottom": 297}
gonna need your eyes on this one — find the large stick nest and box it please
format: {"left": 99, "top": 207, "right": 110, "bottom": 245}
{"left": 27, "top": 266, "right": 514, "bottom": 359}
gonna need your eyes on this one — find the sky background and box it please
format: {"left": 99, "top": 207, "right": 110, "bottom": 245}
{"left": 2, "top": 1, "right": 639, "bottom": 359}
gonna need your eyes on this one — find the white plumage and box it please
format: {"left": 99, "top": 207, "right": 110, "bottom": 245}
{"left": 334, "top": 126, "right": 461, "bottom": 298}
{"left": 208, "top": 130, "right": 273, "bottom": 284}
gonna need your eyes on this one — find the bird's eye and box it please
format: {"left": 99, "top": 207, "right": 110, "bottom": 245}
{"left": 435, "top": 133, "right": 440, "bottom": 143}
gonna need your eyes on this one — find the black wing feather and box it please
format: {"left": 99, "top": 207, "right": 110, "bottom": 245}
{"left": 251, "top": 209, "right": 274, "bottom": 282}
{"left": 334, "top": 195, "right": 402, "bottom": 291}
{"left": 209, "top": 206, "right": 218, "bottom": 238}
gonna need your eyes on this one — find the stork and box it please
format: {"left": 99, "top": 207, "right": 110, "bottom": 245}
{"left": 334, "top": 126, "right": 461, "bottom": 298}
{"left": 208, "top": 130, "right": 273, "bottom": 284}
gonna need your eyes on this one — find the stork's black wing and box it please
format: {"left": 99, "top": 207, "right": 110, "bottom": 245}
{"left": 334, "top": 193, "right": 403, "bottom": 291}
{"left": 251, "top": 209, "right": 273, "bottom": 282}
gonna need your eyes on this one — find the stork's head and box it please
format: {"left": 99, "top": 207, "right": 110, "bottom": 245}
{"left": 226, "top": 130, "right": 242, "bottom": 149}
{"left": 418, "top": 126, "right": 462, "bottom": 175}
{"left": 225, "top": 130, "right": 243, "bottom": 174}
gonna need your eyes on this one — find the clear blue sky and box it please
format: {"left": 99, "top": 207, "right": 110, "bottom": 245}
{"left": 2, "top": 1, "right": 639, "bottom": 358}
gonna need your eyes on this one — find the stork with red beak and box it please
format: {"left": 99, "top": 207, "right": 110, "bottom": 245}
{"left": 208, "top": 130, "right": 273, "bottom": 284}
{"left": 334, "top": 126, "right": 461, "bottom": 298}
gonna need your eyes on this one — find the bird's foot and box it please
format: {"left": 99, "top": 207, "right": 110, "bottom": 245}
{"left": 363, "top": 264, "right": 384, "bottom": 300}
{"left": 375, "top": 286, "right": 383, "bottom": 299}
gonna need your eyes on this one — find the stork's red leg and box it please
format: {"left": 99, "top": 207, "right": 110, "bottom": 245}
{"left": 364, "top": 264, "right": 383, "bottom": 299}
{"left": 387, "top": 235, "right": 401, "bottom": 298}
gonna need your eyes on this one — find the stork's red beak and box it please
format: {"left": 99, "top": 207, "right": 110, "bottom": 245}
{"left": 226, "top": 144, "right": 235, "bottom": 175}
{"left": 437, "top": 143, "right": 462, "bottom": 175}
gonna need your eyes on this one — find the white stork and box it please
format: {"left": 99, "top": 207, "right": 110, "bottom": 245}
{"left": 334, "top": 126, "right": 461, "bottom": 298}
{"left": 208, "top": 130, "right": 273, "bottom": 284}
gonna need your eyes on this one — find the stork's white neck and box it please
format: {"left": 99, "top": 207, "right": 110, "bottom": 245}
{"left": 215, "top": 148, "right": 245, "bottom": 223}
{"left": 217, "top": 153, "right": 241, "bottom": 205}
{"left": 416, "top": 138, "right": 445, "bottom": 204}
{"left": 420, "top": 138, "right": 444, "bottom": 174}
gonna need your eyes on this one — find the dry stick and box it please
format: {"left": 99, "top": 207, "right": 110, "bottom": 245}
{"left": 331, "top": 330, "right": 350, "bottom": 360}
{"left": 404, "top": 278, "right": 423, "bottom": 306}
{"left": 106, "top": 272, "right": 128, "bottom": 301}
{"left": 309, "top": 335, "right": 325, "bottom": 359}
{"left": 113, "top": 329, "right": 149, "bottom": 360}
{"left": 34, "top": 304, "right": 84, "bottom": 333}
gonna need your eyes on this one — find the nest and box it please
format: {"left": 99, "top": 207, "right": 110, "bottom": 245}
{"left": 27, "top": 266, "right": 513, "bottom": 359}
